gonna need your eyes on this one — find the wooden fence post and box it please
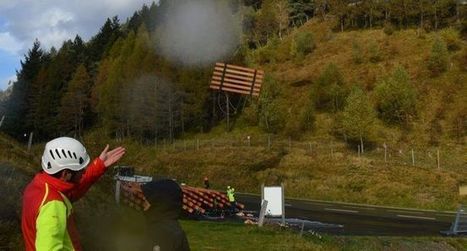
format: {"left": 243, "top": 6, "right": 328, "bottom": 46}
{"left": 27, "top": 132, "right": 34, "bottom": 153}
{"left": 437, "top": 149, "right": 440, "bottom": 169}
{"left": 384, "top": 143, "right": 387, "bottom": 162}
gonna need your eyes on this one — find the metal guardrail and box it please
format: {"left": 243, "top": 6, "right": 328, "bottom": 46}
{"left": 441, "top": 205, "right": 467, "bottom": 236}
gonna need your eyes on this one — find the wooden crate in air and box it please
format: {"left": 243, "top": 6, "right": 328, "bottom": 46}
{"left": 210, "top": 62, "right": 264, "bottom": 97}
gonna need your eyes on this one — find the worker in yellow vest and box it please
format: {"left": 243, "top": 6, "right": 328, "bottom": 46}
{"left": 226, "top": 186, "right": 236, "bottom": 213}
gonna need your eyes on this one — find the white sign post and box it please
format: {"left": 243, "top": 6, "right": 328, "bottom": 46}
{"left": 262, "top": 183, "right": 285, "bottom": 226}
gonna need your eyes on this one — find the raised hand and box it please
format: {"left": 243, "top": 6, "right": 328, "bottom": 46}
{"left": 99, "top": 144, "right": 126, "bottom": 167}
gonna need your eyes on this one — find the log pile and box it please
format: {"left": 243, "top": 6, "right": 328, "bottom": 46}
{"left": 181, "top": 185, "right": 244, "bottom": 215}
{"left": 119, "top": 181, "right": 244, "bottom": 216}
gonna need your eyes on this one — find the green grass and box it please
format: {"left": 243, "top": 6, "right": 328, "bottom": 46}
{"left": 180, "top": 220, "right": 467, "bottom": 251}
{"left": 181, "top": 221, "right": 329, "bottom": 251}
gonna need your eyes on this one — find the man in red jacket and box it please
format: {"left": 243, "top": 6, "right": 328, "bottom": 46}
{"left": 21, "top": 137, "right": 125, "bottom": 251}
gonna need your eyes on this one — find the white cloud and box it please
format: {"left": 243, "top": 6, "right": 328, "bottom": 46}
{"left": 0, "top": 0, "right": 154, "bottom": 53}
{"left": 38, "top": 8, "right": 74, "bottom": 28}
{"left": 0, "top": 32, "right": 24, "bottom": 55}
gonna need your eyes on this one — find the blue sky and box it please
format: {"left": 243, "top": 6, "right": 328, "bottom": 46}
{"left": 0, "top": 0, "right": 154, "bottom": 91}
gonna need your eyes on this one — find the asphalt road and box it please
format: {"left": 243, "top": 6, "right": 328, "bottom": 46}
{"left": 237, "top": 193, "right": 456, "bottom": 236}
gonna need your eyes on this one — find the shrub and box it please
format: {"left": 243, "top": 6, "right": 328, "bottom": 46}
{"left": 440, "top": 28, "right": 461, "bottom": 51}
{"left": 445, "top": 85, "right": 467, "bottom": 142}
{"left": 351, "top": 40, "right": 364, "bottom": 64}
{"left": 258, "top": 76, "right": 285, "bottom": 133}
{"left": 314, "top": 63, "right": 347, "bottom": 113}
{"left": 383, "top": 22, "right": 395, "bottom": 35}
{"left": 290, "top": 32, "right": 316, "bottom": 59}
{"left": 368, "top": 41, "right": 382, "bottom": 63}
{"left": 459, "top": 19, "right": 467, "bottom": 40}
{"left": 458, "top": 48, "right": 467, "bottom": 72}
{"left": 241, "top": 102, "right": 259, "bottom": 126}
{"left": 427, "top": 37, "right": 449, "bottom": 76}
{"left": 374, "top": 66, "right": 417, "bottom": 125}
{"left": 300, "top": 102, "right": 315, "bottom": 131}
{"left": 252, "top": 37, "right": 280, "bottom": 64}
{"left": 341, "top": 86, "right": 377, "bottom": 150}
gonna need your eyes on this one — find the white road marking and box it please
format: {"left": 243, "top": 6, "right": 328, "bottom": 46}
{"left": 324, "top": 208, "right": 359, "bottom": 214}
{"left": 397, "top": 214, "right": 436, "bottom": 220}
{"left": 285, "top": 203, "right": 292, "bottom": 207}
{"left": 387, "top": 210, "right": 424, "bottom": 215}
{"left": 307, "top": 202, "right": 335, "bottom": 206}
{"left": 435, "top": 214, "right": 455, "bottom": 218}
{"left": 343, "top": 206, "right": 375, "bottom": 211}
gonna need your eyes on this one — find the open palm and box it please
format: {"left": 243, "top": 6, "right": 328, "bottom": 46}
{"left": 99, "top": 145, "right": 126, "bottom": 167}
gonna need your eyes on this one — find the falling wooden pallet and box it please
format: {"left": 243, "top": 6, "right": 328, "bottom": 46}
{"left": 210, "top": 63, "right": 264, "bottom": 97}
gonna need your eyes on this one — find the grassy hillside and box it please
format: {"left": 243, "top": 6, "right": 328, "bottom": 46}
{"left": 244, "top": 19, "right": 465, "bottom": 146}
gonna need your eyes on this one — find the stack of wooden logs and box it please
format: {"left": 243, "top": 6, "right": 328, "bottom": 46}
{"left": 119, "top": 181, "right": 244, "bottom": 216}
{"left": 120, "top": 181, "right": 151, "bottom": 211}
{"left": 181, "top": 185, "right": 244, "bottom": 215}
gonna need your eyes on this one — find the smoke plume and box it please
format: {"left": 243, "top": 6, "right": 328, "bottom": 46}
{"left": 156, "top": 0, "right": 241, "bottom": 66}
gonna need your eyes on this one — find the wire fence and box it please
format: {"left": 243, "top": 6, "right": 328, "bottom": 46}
{"left": 150, "top": 135, "right": 466, "bottom": 170}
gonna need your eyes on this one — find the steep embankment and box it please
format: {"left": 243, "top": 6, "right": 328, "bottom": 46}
{"left": 247, "top": 19, "right": 465, "bottom": 146}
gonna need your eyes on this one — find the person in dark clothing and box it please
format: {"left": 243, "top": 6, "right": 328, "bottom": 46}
{"left": 109, "top": 179, "right": 190, "bottom": 251}
{"left": 203, "top": 177, "right": 210, "bottom": 189}
{"left": 141, "top": 179, "right": 190, "bottom": 251}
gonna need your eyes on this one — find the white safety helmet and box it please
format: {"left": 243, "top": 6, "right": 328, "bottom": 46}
{"left": 41, "top": 137, "right": 90, "bottom": 174}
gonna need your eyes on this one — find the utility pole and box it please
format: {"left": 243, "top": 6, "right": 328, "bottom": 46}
{"left": 226, "top": 93, "right": 230, "bottom": 131}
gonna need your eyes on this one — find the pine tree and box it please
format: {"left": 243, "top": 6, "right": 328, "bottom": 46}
{"left": 258, "top": 76, "right": 284, "bottom": 133}
{"left": 314, "top": 63, "right": 347, "bottom": 113}
{"left": 289, "top": 0, "right": 314, "bottom": 27}
{"left": 427, "top": 37, "right": 449, "bottom": 76}
{"left": 87, "top": 17, "right": 121, "bottom": 64}
{"left": 375, "top": 66, "right": 417, "bottom": 125}
{"left": 27, "top": 67, "right": 50, "bottom": 139}
{"left": 4, "top": 39, "right": 45, "bottom": 139}
{"left": 329, "top": 0, "right": 349, "bottom": 32}
{"left": 341, "top": 86, "right": 377, "bottom": 152}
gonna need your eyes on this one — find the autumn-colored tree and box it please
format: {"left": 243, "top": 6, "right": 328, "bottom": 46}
{"left": 58, "top": 64, "right": 92, "bottom": 137}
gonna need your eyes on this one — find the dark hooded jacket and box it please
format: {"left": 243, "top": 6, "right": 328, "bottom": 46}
{"left": 141, "top": 179, "right": 190, "bottom": 251}
{"left": 110, "top": 179, "right": 190, "bottom": 251}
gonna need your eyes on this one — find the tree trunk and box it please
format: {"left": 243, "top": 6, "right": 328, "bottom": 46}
{"left": 420, "top": 11, "right": 423, "bottom": 30}
{"left": 360, "top": 135, "right": 364, "bottom": 154}
{"left": 341, "top": 17, "right": 344, "bottom": 32}
{"left": 457, "top": 0, "right": 460, "bottom": 23}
